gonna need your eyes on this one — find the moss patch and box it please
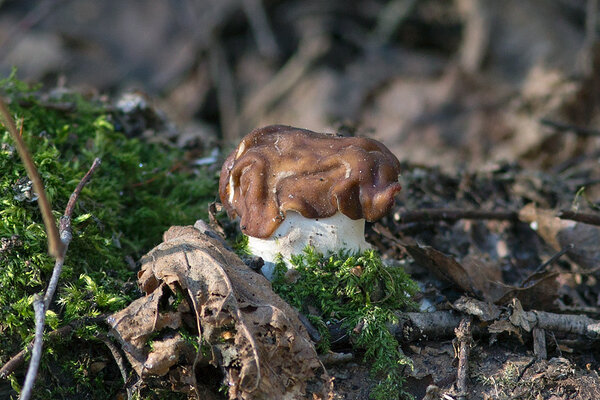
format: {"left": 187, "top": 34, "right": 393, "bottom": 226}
{"left": 0, "top": 72, "right": 218, "bottom": 398}
{"left": 272, "top": 247, "right": 419, "bottom": 400}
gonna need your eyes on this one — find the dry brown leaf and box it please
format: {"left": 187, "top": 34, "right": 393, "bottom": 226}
{"left": 109, "top": 223, "right": 329, "bottom": 399}
{"left": 403, "top": 244, "right": 479, "bottom": 297}
{"left": 452, "top": 296, "right": 500, "bottom": 322}
{"left": 496, "top": 271, "right": 560, "bottom": 311}
{"left": 519, "top": 203, "right": 600, "bottom": 271}
{"left": 487, "top": 320, "right": 522, "bottom": 342}
{"left": 405, "top": 243, "right": 558, "bottom": 309}
{"left": 461, "top": 254, "right": 506, "bottom": 302}
{"left": 508, "top": 298, "right": 537, "bottom": 332}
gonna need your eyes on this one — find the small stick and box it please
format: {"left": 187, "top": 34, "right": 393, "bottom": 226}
{"left": 19, "top": 296, "right": 44, "bottom": 400}
{"left": 557, "top": 210, "right": 600, "bottom": 226}
{"left": 395, "top": 208, "right": 519, "bottom": 224}
{"left": 0, "top": 98, "right": 63, "bottom": 257}
{"left": 394, "top": 207, "right": 600, "bottom": 227}
{"left": 240, "top": 0, "right": 280, "bottom": 58}
{"left": 540, "top": 118, "right": 600, "bottom": 137}
{"left": 44, "top": 158, "right": 101, "bottom": 309}
{"left": 95, "top": 333, "right": 133, "bottom": 400}
{"left": 0, "top": 316, "right": 105, "bottom": 379}
{"left": 19, "top": 158, "right": 101, "bottom": 400}
{"left": 532, "top": 328, "right": 547, "bottom": 360}
{"left": 396, "top": 310, "right": 600, "bottom": 340}
{"left": 529, "top": 243, "right": 574, "bottom": 277}
{"left": 455, "top": 317, "right": 473, "bottom": 399}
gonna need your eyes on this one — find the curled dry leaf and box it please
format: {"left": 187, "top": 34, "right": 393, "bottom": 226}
{"left": 108, "top": 224, "right": 329, "bottom": 399}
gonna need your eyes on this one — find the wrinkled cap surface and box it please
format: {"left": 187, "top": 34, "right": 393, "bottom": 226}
{"left": 219, "top": 125, "right": 402, "bottom": 238}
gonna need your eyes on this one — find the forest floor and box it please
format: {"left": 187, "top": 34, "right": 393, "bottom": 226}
{"left": 1, "top": 1, "right": 600, "bottom": 399}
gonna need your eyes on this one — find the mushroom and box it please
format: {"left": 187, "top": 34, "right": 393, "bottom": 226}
{"left": 219, "top": 125, "right": 401, "bottom": 279}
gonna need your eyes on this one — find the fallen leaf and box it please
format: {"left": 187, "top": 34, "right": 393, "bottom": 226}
{"left": 487, "top": 320, "right": 522, "bottom": 342}
{"left": 109, "top": 223, "right": 330, "bottom": 399}
{"left": 452, "top": 296, "right": 500, "bottom": 322}
{"left": 508, "top": 298, "right": 537, "bottom": 332}
{"left": 519, "top": 203, "right": 600, "bottom": 271}
{"left": 405, "top": 242, "right": 559, "bottom": 309}
{"left": 403, "top": 244, "right": 480, "bottom": 297}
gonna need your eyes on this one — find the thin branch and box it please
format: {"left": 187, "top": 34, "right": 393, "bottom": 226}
{"left": 390, "top": 310, "right": 600, "bottom": 342}
{"left": 0, "top": 316, "right": 105, "bottom": 379}
{"left": 19, "top": 295, "right": 44, "bottom": 400}
{"left": 0, "top": 98, "right": 63, "bottom": 258}
{"left": 43, "top": 158, "right": 101, "bottom": 309}
{"left": 240, "top": 0, "right": 280, "bottom": 59}
{"left": 395, "top": 208, "right": 519, "bottom": 224}
{"left": 394, "top": 207, "right": 600, "bottom": 227}
{"left": 64, "top": 158, "right": 102, "bottom": 219}
{"left": 530, "top": 243, "right": 574, "bottom": 276}
{"left": 0, "top": 0, "right": 64, "bottom": 56}
{"left": 557, "top": 210, "right": 600, "bottom": 226}
{"left": 540, "top": 118, "right": 600, "bottom": 137}
{"left": 95, "top": 333, "right": 133, "bottom": 399}
{"left": 454, "top": 317, "right": 473, "bottom": 399}
{"left": 19, "top": 158, "right": 101, "bottom": 400}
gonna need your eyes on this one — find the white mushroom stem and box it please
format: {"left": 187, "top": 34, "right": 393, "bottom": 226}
{"left": 248, "top": 211, "right": 372, "bottom": 280}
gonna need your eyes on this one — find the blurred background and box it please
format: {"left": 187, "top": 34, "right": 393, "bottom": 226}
{"left": 1, "top": 0, "right": 599, "bottom": 171}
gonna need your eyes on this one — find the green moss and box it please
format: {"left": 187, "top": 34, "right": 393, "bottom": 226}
{"left": 272, "top": 247, "right": 419, "bottom": 400}
{"left": 0, "top": 72, "right": 218, "bottom": 397}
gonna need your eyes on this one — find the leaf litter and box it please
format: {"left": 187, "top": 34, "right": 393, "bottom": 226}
{"left": 108, "top": 224, "right": 330, "bottom": 399}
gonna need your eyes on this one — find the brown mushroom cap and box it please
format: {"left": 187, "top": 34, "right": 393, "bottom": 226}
{"left": 219, "top": 125, "right": 402, "bottom": 239}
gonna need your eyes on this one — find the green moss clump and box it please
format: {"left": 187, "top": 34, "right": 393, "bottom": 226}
{"left": 0, "top": 72, "right": 218, "bottom": 397}
{"left": 271, "top": 247, "right": 419, "bottom": 400}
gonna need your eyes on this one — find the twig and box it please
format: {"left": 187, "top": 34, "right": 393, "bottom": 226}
{"left": 19, "top": 158, "right": 101, "bottom": 400}
{"left": 209, "top": 42, "right": 239, "bottom": 142}
{"left": 44, "top": 158, "right": 101, "bottom": 310}
{"left": 319, "top": 351, "right": 354, "bottom": 366}
{"left": 96, "top": 334, "right": 133, "bottom": 399}
{"left": 532, "top": 328, "right": 547, "bottom": 360}
{"left": 540, "top": 118, "right": 600, "bottom": 137}
{"left": 0, "top": 0, "right": 64, "bottom": 57}
{"left": 529, "top": 243, "right": 575, "bottom": 277}
{"left": 0, "top": 316, "right": 105, "bottom": 379}
{"left": 389, "top": 311, "right": 600, "bottom": 342}
{"left": 238, "top": 35, "right": 330, "bottom": 132}
{"left": 394, "top": 207, "right": 600, "bottom": 227}
{"left": 395, "top": 208, "right": 519, "bottom": 224}
{"left": 517, "top": 357, "right": 536, "bottom": 382}
{"left": 371, "top": 0, "right": 418, "bottom": 45}
{"left": 0, "top": 98, "right": 63, "bottom": 257}
{"left": 454, "top": 317, "right": 473, "bottom": 399}
{"left": 557, "top": 210, "right": 600, "bottom": 226}
{"left": 240, "top": 0, "right": 280, "bottom": 59}
{"left": 19, "top": 296, "right": 45, "bottom": 400}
